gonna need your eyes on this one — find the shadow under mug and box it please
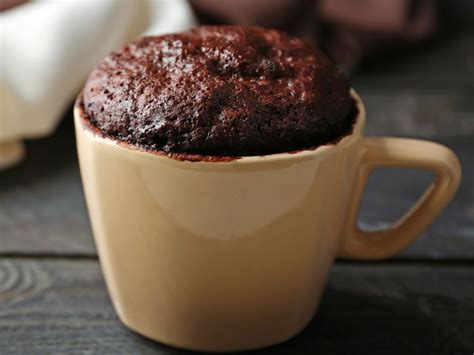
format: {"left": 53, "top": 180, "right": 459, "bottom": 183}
{"left": 74, "top": 90, "right": 461, "bottom": 352}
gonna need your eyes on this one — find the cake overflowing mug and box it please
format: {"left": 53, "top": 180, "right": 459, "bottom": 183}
{"left": 75, "top": 26, "right": 461, "bottom": 352}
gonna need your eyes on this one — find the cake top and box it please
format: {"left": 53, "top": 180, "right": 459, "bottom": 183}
{"left": 81, "top": 25, "right": 354, "bottom": 156}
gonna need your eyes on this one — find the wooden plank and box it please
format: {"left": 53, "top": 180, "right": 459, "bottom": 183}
{"left": 0, "top": 118, "right": 95, "bottom": 256}
{"left": 0, "top": 259, "right": 162, "bottom": 354}
{"left": 0, "top": 114, "right": 473, "bottom": 259}
{"left": 0, "top": 258, "right": 472, "bottom": 354}
{"left": 355, "top": 83, "right": 474, "bottom": 139}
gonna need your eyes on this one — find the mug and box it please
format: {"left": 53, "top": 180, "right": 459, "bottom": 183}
{"left": 75, "top": 90, "right": 461, "bottom": 352}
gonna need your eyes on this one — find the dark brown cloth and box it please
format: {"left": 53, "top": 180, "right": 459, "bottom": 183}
{"left": 0, "top": 0, "right": 28, "bottom": 12}
{"left": 191, "top": 0, "right": 436, "bottom": 70}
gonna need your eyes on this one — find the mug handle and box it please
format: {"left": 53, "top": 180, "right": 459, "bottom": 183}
{"left": 339, "top": 137, "right": 461, "bottom": 260}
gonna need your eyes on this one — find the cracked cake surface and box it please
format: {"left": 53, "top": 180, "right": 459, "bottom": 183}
{"left": 81, "top": 25, "right": 354, "bottom": 156}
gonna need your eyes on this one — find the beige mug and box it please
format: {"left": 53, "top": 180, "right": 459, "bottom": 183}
{"left": 75, "top": 90, "right": 461, "bottom": 352}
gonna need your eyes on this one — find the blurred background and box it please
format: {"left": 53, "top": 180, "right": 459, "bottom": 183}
{"left": 0, "top": 0, "right": 473, "bottom": 352}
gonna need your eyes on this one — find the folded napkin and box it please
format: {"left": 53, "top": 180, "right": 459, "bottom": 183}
{"left": 0, "top": 0, "right": 196, "bottom": 169}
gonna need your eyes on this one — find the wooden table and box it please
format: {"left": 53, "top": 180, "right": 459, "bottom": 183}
{"left": 1, "top": 30, "right": 473, "bottom": 354}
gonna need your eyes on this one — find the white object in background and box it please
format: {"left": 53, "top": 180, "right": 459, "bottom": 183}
{"left": 0, "top": 0, "right": 196, "bottom": 170}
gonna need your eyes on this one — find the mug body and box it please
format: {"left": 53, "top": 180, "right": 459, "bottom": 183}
{"left": 75, "top": 93, "right": 366, "bottom": 352}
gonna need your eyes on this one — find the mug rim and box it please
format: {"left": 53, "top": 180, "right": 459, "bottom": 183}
{"left": 75, "top": 89, "right": 365, "bottom": 165}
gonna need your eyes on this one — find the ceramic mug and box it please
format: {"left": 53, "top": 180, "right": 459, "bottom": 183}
{"left": 75, "top": 90, "right": 461, "bottom": 352}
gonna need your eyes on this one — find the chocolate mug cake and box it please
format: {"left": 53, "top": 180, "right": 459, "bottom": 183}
{"left": 75, "top": 25, "right": 460, "bottom": 352}
{"left": 79, "top": 25, "right": 355, "bottom": 157}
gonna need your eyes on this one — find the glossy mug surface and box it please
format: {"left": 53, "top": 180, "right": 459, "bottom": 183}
{"left": 75, "top": 90, "right": 461, "bottom": 352}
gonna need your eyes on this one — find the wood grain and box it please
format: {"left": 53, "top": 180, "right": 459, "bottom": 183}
{"left": 0, "top": 118, "right": 94, "bottom": 256}
{"left": 0, "top": 259, "right": 472, "bottom": 354}
{"left": 356, "top": 83, "right": 474, "bottom": 139}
